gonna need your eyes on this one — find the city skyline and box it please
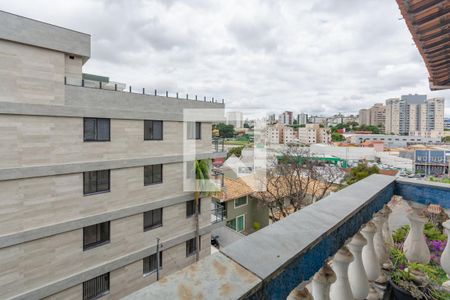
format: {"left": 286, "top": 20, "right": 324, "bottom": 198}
{"left": 1, "top": 0, "right": 450, "bottom": 117}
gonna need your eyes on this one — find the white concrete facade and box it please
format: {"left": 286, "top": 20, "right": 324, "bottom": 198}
{"left": 0, "top": 11, "right": 224, "bottom": 300}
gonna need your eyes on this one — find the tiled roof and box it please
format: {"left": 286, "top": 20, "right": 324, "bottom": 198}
{"left": 397, "top": 0, "right": 450, "bottom": 90}
{"left": 213, "top": 177, "right": 254, "bottom": 202}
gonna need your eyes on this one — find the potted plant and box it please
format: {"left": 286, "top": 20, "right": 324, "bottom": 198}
{"left": 385, "top": 222, "right": 449, "bottom": 300}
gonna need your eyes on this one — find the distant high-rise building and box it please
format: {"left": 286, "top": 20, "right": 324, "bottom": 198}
{"left": 268, "top": 113, "right": 277, "bottom": 124}
{"left": 358, "top": 109, "right": 371, "bottom": 125}
{"left": 297, "top": 113, "right": 308, "bottom": 125}
{"left": 385, "top": 94, "right": 444, "bottom": 137}
{"left": 278, "top": 111, "right": 293, "bottom": 125}
{"left": 226, "top": 111, "right": 243, "bottom": 128}
{"left": 359, "top": 103, "right": 386, "bottom": 130}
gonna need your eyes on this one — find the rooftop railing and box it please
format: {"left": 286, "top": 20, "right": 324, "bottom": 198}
{"left": 123, "top": 175, "right": 450, "bottom": 300}
{"left": 64, "top": 76, "right": 225, "bottom": 104}
{"left": 212, "top": 138, "right": 225, "bottom": 153}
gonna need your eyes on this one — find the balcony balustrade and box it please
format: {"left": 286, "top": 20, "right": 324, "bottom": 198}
{"left": 124, "top": 175, "right": 450, "bottom": 300}
{"left": 212, "top": 138, "right": 225, "bottom": 153}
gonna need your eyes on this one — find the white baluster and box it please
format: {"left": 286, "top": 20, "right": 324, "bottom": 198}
{"left": 381, "top": 205, "right": 394, "bottom": 246}
{"left": 373, "top": 212, "right": 388, "bottom": 265}
{"left": 404, "top": 211, "right": 430, "bottom": 264}
{"left": 330, "top": 247, "right": 355, "bottom": 300}
{"left": 441, "top": 220, "right": 450, "bottom": 292}
{"left": 348, "top": 233, "right": 369, "bottom": 300}
{"left": 287, "top": 285, "right": 313, "bottom": 300}
{"left": 312, "top": 264, "right": 336, "bottom": 300}
{"left": 373, "top": 212, "right": 388, "bottom": 283}
{"left": 361, "top": 221, "right": 381, "bottom": 281}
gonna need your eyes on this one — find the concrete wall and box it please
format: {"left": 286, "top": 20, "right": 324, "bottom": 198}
{"left": 0, "top": 163, "right": 207, "bottom": 236}
{"left": 43, "top": 234, "right": 210, "bottom": 300}
{"left": 0, "top": 40, "right": 65, "bottom": 105}
{"left": 0, "top": 10, "right": 90, "bottom": 59}
{"left": 0, "top": 200, "right": 211, "bottom": 298}
{"left": 0, "top": 115, "right": 211, "bottom": 168}
{"left": 310, "top": 144, "right": 376, "bottom": 161}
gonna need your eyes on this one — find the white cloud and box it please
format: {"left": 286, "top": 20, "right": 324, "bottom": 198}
{"left": 0, "top": 0, "right": 448, "bottom": 116}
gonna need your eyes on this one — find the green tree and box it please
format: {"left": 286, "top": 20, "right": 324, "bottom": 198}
{"left": 331, "top": 132, "right": 345, "bottom": 142}
{"left": 442, "top": 136, "right": 450, "bottom": 143}
{"left": 194, "top": 159, "right": 211, "bottom": 261}
{"left": 213, "top": 123, "right": 234, "bottom": 138}
{"left": 345, "top": 162, "right": 379, "bottom": 185}
{"left": 227, "top": 146, "right": 244, "bottom": 159}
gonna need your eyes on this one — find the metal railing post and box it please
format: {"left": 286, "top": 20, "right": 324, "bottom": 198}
{"left": 129, "top": 86, "right": 132, "bottom": 93}
{"left": 143, "top": 88, "right": 145, "bottom": 94}
{"left": 115, "top": 84, "right": 117, "bottom": 91}
{"left": 154, "top": 89, "right": 157, "bottom": 96}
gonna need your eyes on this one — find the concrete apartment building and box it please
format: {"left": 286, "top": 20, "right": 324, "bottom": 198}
{"left": 278, "top": 111, "right": 294, "bottom": 125}
{"left": 0, "top": 11, "right": 225, "bottom": 300}
{"left": 385, "top": 94, "right": 445, "bottom": 137}
{"left": 298, "top": 124, "right": 331, "bottom": 145}
{"left": 297, "top": 113, "right": 308, "bottom": 125}
{"left": 358, "top": 103, "right": 386, "bottom": 130}
{"left": 226, "top": 111, "right": 243, "bottom": 129}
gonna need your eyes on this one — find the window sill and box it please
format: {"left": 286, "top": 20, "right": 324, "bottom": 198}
{"left": 143, "top": 268, "right": 163, "bottom": 277}
{"left": 144, "top": 181, "right": 163, "bottom": 187}
{"left": 144, "top": 139, "right": 164, "bottom": 141}
{"left": 86, "top": 290, "right": 110, "bottom": 300}
{"left": 144, "top": 224, "right": 162, "bottom": 232}
{"left": 83, "top": 190, "right": 111, "bottom": 197}
{"left": 83, "top": 240, "right": 111, "bottom": 251}
{"left": 83, "top": 140, "right": 111, "bottom": 142}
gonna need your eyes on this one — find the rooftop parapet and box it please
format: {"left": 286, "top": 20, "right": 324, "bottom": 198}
{"left": 0, "top": 10, "right": 90, "bottom": 62}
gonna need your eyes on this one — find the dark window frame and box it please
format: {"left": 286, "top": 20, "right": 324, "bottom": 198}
{"left": 187, "top": 122, "right": 201, "bottom": 140}
{"left": 83, "top": 273, "right": 110, "bottom": 300}
{"left": 83, "top": 222, "right": 110, "bottom": 251}
{"left": 143, "top": 208, "right": 163, "bottom": 231}
{"left": 144, "top": 120, "right": 163, "bottom": 141}
{"left": 84, "top": 118, "right": 111, "bottom": 142}
{"left": 144, "top": 164, "right": 163, "bottom": 186}
{"left": 83, "top": 170, "right": 111, "bottom": 195}
{"left": 186, "top": 199, "right": 201, "bottom": 218}
{"left": 143, "top": 252, "right": 163, "bottom": 275}
{"left": 186, "top": 238, "right": 197, "bottom": 257}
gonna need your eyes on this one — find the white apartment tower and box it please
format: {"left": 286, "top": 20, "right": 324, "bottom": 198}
{"left": 0, "top": 12, "right": 225, "bottom": 300}
{"left": 226, "top": 111, "right": 244, "bottom": 128}
{"left": 385, "top": 94, "right": 444, "bottom": 137}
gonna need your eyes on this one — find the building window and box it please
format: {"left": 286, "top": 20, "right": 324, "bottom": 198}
{"left": 227, "top": 214, "right": 245, "bottom": 232}
{"left": 186, "top": 199, "right": 201, "bottom": 218}
{"left": 143, "top": 252, "right": 163, "bottom": 275}
{"left": 144, "top": 164, "right": 163, "bottom": 185}
{"left": 143, "top": 208, "right": 163, "bottom": 231}
{"left": 144, "top": 120, "right": 163, "bottom": 140}
{"left": 83, "top": 273, "right": 110, "bottom": 300}
{"left": 186, "top": 237, "right": 200, "bottom": 257}
{"left": 234, "top": 196, "right": 248, "bottom": 208}
{"left": 84, "top": 118, "right": 110, "bottom": 141}
{"left": 83, "top": 170, "right": 110, "bottom": 195}
{"left": 187, "top": 122, "right": 201, "bottom": 140}
{"left": 83, "top": 222, "right": 110, "bottom": 250}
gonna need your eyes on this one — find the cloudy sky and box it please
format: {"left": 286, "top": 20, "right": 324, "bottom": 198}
{"left": 1, "top": 0, "right": 449, "bottom": 117}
